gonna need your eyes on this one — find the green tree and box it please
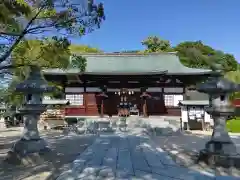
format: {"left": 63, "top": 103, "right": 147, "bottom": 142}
{"left": 6, "top": 41, "right": 102, "bottom": 106}
{"left": 0, "top": 0, "right": 105, "bottom": 69}
{"left": 12, "top": 38, "right": 71, "bottom": 79}
{"left": 142, "top": 36, "right": 173, "bottom": 53}
{"left": 70, "top": 44, "right": 102, "bottom": 53}
{"left": 225, "top": 70, "right": 240, "bottom": 100}
{"left": 69, "top": 44, "right": 102, "bottom": 72}
{"left": 174, "top": 41, "right": 238, "bottom": 71}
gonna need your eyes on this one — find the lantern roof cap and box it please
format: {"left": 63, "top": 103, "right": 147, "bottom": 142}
{"left": 15, "top": 65, "right": 55, "bottom": 93}
{"left": 196, "top": 76, "right": 240, "bottom": 94}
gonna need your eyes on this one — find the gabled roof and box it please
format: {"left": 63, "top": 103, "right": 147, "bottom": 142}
{"left": 184, "top": 90, "right": 209, "bottom": 101}
{"left": 42, "top": 53, "right": 214, "bottom": 75}
{"left": 42, "top": 99, "right": 69, "bottom": 105}
{"left": 179, "top": 100, "right": 209, "bottom": 106}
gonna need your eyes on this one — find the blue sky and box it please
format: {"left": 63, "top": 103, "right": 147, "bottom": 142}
{"left": 71, "top": 0, "right": 240, "bottom": 62}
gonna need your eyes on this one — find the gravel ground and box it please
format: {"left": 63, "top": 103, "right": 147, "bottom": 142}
{"left": 151, "top": 131, "right": 240, "bottom": 177}
{"left": 0, "top": 129, "right": 96, "bottom": 180}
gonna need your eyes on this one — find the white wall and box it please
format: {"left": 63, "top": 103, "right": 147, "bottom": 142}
{"left": 180, "top": 105, "right": 213, "bottom": 125}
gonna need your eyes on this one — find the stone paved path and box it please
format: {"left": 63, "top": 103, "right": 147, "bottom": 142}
{"left": 56, "top": 130, "right": 239, "bottom": 180}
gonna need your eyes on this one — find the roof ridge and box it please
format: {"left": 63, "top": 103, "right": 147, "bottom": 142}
{"left": 72, "top": 52, "right": 178, "bottom": 56}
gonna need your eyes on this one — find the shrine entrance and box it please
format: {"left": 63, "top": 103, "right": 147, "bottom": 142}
{"left": 104, "top": 88, "right": 169, "bottom": 116}
{"left": 104, "top": 88, "right": 141, "bottom": 116}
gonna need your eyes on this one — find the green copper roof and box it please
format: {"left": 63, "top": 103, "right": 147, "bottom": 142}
{"left": 179, "top": 100, "right": 209, "bottom": 106}
{"left": 42, "top": 53, "right": 213, "bottom": 75}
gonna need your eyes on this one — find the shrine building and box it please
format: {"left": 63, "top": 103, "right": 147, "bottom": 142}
{"left": 42, "top": 52, "right": 215, "bottom": 117}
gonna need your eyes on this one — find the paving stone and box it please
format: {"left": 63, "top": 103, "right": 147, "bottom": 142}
{"left": 117, "top": 149, "right": 134, "bottom": 175}
{"left": 131, "top": 147, "right": 151, "bottom": 172}
{"left": 116, "top": 170, "right": 135, "bottom": 179}
{"left": 86, "top": 140, "right": 110, "bottom": 166}
{"left": 135, "top": 170, "right": 176, "bottom": 180}
{"left": 139, "top": 136, "right": 176, "bottom": 166}
{"left": 215, "top": 176, "right": 240, "bottom": 180}
{"left": 128, "top": 136, "right": 141, "bottom": 148}
{"left": 102, "top": 147, "right": 118, "bottom": 168}
{"left": 140, "top": 143, "right": 165, "bottom": 168}
{"left": 77, "top": 166, "right": 100, "bottom": 179}
{"left": 151, "top": 166, "right": 215, "bottom": 180}
{"left": 119, "top": 137, "right": 129, "bottom": 150}
{"left": 56, "top": 170, "right": 75, "bottom": 180}
{"left": 154, "top": 147, "right": 176, "bottom": 166}
{"left": 57, "top": 130, "right": 223, "bottom": 180}
{"left": 97, "top": 167, "right": 115, "bottom": 179}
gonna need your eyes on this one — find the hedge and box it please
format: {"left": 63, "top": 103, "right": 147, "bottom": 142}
{"left": 227, "top": 117, "right": 240, "bottom": 133}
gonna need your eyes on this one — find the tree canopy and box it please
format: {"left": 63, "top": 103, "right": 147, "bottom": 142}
{"left": 12, "top": 38, "right": 71, "bottom": 79}
{"left": 0, "top": 0, "right": 105, "bottom": 70}
{"left": 142, "top": 36, "right": 173, "bottom": 53}
{"left": 174, "top": 41, "right": 238, "bottom": 72}
{"left": 140, "top": 36, "right": 239, "bottom": 72}
{"left": 4, "top": 40, "right": 102, "bottom": 106}
{"left": 225, "top": 69, "right": 240, "bottom": 99}
{"left": 70, "top": 44, "right": 102, "bottom": 53}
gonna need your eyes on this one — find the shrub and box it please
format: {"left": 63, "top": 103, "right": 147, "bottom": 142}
{"left": 227, "top": 117, "right": 240, "bottom": 133}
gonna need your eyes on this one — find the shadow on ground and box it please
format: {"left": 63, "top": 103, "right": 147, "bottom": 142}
{"left": 151, "top": 131, "right": 240, "bottom": 177}
{"left": 54, "top": 131, "right": 216, "bottom": 180}
{"left": 0, "top": 131, "right": 96, "bottom": 180}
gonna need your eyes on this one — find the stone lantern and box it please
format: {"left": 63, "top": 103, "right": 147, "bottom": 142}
{"left": 196, "top": 70, "right": 240, "bottom": 166}
{"left": 11, "top": 66, "right": 55, "bottom": 156}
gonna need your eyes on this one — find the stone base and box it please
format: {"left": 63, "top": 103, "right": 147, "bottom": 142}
{"left": 205, "top": 140, "right": 237, "bottom": 155}
{"left": 4, "top": 138, "right": 51, "bottom": 165}
{"left": 197, "top": 149, "right": 240, "bottom": 168}
{"left": 12, "top": 138, "right": 49, "bottom": 155}
{"left": 196, "top": 139, "right": 240, "bottom": 167}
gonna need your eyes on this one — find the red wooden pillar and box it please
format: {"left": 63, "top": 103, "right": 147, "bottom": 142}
{"left": 97, "top": 92, "right": 108, "bottom": 118}
{"left": 100, "top": 99, "right": 104, "bottom": 118}
{"left": 140, "top": 91, "right": 151, "bottom": 118}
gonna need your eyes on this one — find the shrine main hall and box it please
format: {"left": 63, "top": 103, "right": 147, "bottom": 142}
{"left": 42, "top": 52, "right": 214, "bottom": 117}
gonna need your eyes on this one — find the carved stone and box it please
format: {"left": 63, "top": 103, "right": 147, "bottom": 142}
{"left": 8, "top": 66, "right": 55, "bottom": 158}
{"left": 196, "top": 74, "right": 240, "bottom": 166}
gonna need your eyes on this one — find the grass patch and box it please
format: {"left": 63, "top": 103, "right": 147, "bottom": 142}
{"left": 227, "top": 117, "right": 240, "bottom": 133}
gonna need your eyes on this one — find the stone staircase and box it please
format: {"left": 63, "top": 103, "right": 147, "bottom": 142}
{"left": 127, "top": 116, "right": 181, "bottom": 136}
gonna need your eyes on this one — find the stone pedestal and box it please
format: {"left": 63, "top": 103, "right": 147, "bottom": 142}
{"left": 12, "top": 138, "right": 48, "bottom": 155}
{"left": 11, "top": 114, "right": 49, "bottom": 155}
{"left": 205, "top": 116, "right": 237, "bottom": 156}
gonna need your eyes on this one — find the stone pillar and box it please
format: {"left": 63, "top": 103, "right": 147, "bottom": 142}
{"left": 22, "top": 114, "right": 40, "bottom": 140}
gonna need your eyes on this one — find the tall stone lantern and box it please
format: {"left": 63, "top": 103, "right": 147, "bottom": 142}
{"left": 196, "top": 69, "right": 240, "bottom": 166}
{"left": 11, "top": 66, "right": 55, "bottom": 156}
